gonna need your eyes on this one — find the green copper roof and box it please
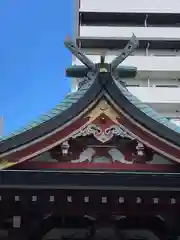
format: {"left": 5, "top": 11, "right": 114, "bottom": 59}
{"left": 0, "top": 80, "right": 93, "bottom": 142}
{"left": 115, "top": 79, "right": 180, "bottom": 134}
{"left": 1, "top": 71, "right": 180, "bottom": 145}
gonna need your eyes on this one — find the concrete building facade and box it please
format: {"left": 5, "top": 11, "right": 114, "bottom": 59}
{"left": 73, "top": 0, "right": 180, "bottom": 123}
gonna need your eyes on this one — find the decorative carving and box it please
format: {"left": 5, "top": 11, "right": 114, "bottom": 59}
{"left": 71, "top": 147, "right": 124, "bottom": 163}
{"left": 71, "top": 147, "right": 140, "bottom": 164}
{"left": 49, "top": 120, "right": 154, "bottom": 163}
{"left": 71, "top": 148, "right": 96, "bottom": 163}
{"left": 72, "top": 123, "right": 134, "bottom": 143}
{"left": 106, "top": 125, "right": 134, "bottom": 140}
{"left": 50, "top": 138, "right": 154, "bottom": 164}
{"left": 136, "top": 142, "right": 145, "bottom": 156}
{"left": 50, "top": 134, "right": 154, "bottom": 163}
{"left": 108, "top": 148, "right": 133, "bottom": 164}
{"left": 87, "top": 100, "right": 119, "bottom": 122}
{"left": 99, "top": 100, "right": 109, "bottom": 111}
{"left": 132, "top": 141, "right": 147, "bottom": 163}
{"left": 61, "top": 141, "right": 70, "bottom": 156}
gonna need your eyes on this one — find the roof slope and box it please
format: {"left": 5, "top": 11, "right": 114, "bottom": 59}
{"left": 105, "top": 73, "right": 180, "bottom": 147}
{"left": 0, "top": 73, "right": 102, "bottom": 153}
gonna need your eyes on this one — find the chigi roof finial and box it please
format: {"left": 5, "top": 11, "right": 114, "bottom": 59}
{"left": 65, "top": 34, "right": 139, "bottom": 79}
{"left": 111, "top": 33, "right": 139, "bottom": 71}
{"left": 64, "top": 35, "right": 95, "bottom": 71}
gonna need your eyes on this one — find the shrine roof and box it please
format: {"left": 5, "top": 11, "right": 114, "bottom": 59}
{"left": 1, "top": 35, "right": 180, "bottom": 155}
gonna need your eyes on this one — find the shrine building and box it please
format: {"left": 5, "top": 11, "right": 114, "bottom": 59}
{"left": 0, "top": 35, "right": 180, "bottom": 240}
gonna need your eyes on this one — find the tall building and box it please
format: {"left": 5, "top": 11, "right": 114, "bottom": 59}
{"left": 73, "top": 0, "right": 180, "bottom": 123}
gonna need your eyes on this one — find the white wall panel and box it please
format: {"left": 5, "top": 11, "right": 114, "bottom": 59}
{"left": 128, "top": 87, "right": 180, "bottom": 103}
{"left": 80, "top": 26, "right": 180, "bottom": 41}
{"left": 80, "top": 0, "right": 180, "bottom": 13}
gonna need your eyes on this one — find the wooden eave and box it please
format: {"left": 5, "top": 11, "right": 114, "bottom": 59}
{"left": 0, "top": 169, "right": 180, "bottom": 190}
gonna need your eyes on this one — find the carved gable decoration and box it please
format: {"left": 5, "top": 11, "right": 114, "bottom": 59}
{"left": 70, "top": 99, "right": 135, "bottom": 143}
{"left": 72, "top": 123, "right": 134, "bottom": 143}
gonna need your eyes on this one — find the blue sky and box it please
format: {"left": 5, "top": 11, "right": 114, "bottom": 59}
{"left": 0, "top": 0, "right": 72, "bottom": 136}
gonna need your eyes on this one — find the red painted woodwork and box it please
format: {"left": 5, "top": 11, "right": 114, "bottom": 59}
{"left": 3, "top": 98, "right": 180, "bottom": 166}
{"left": 4, "top": 117, "right": 89, "bottom": 162}
{"left": 14, "top": 161, "right": 180, "bottom": 172}
{"left": 117, "top": 116, "right": 180, "bottom": 161}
